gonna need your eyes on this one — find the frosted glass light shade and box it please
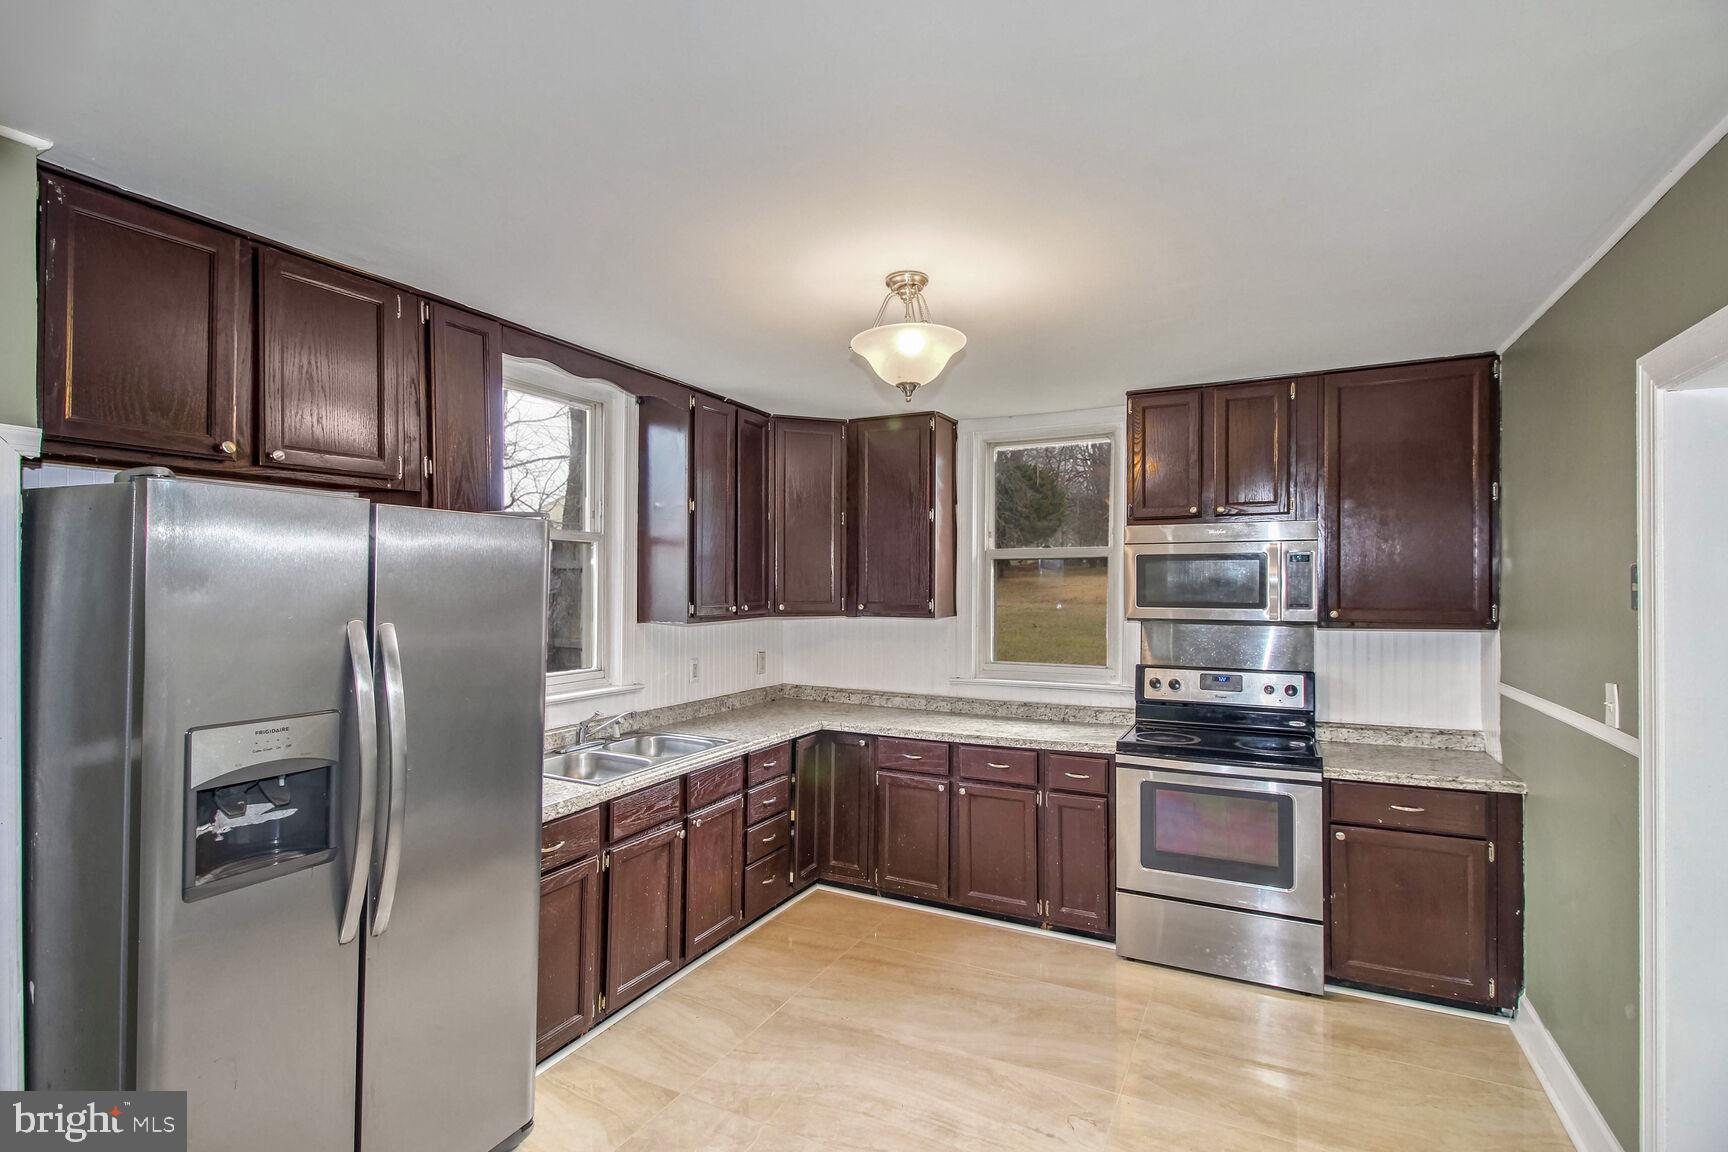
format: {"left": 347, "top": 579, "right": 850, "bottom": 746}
{"left": 849, "top": 322, "right": 967, "bottom": 398}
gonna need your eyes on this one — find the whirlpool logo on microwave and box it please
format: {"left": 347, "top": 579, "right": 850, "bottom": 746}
{"left": 0, "top": 1092, "right": 185, "bottom": 1149}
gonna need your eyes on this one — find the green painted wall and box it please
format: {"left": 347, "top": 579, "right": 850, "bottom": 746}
{"left": 1500, "top": 133, "right": 1728, "bottom": 1150}
{"left": 0, "top": 138, "right": 38, "bottom": 429}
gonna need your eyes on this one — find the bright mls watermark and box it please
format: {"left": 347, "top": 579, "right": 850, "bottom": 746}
{"left": 0, "top": 1093, "right": 185, "bottom": 1149}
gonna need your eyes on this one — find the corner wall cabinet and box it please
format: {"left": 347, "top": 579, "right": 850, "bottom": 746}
{"left": 848, "top": 413, "right": 958, "bottom": 617}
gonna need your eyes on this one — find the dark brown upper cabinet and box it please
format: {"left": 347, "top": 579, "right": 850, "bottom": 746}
{"left": 637, "top": 385, "right": 695, "bottom": 623}
{"left": 1320, "top": 356, "right": 1497, "bottom": 628}
{"left": 874, "top": 768, "right": 950, "bottom": 903}
{"left": 848, "top": 413, "right": 957, "bottom": 618}
{"left": 1128, "top": 377, "right": 1318, "bottom": 524}
{"left": 257, "top": 247, "right": 419, "bottom": 488}
{"left": 426, "top": 302, "right": 503, "bottom": 512}
{"left": 735, "top": 408, "right": 771, "bottom": 617}
{"left": 38, "top": 173, "right": 252, "bottom": 465}
{"left": 818, "top": 734, "right": 875, "bottom": 886}
{"left": 1127, "top": 389, "right": 1203, "bottom": 520}
{"left": 953, "top": 781, "right": 1039, "bottom": 920}
{"left": 771, "top": 417, "right": 848, "bottom": 616}
{"left": 689, "top": 395, "right": 738, "bottom": 619}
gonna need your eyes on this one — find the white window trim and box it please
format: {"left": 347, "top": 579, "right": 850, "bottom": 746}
{"left": 961, "top": 410, "right": 1130, "bottom": 689}
{"left": 503, "top": 357, "right": 631, "bottom": 699}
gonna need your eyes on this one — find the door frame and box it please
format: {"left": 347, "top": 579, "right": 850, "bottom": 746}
{"left": 1635, "top": 300, "right": 1728, "bottom": 1152}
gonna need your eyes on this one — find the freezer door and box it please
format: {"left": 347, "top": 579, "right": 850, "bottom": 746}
{"left": 360, "top": 506, "right": 548, "bottom": 1152}
{"left": 133, "top": 479, "right": 372, "bottom": 1150}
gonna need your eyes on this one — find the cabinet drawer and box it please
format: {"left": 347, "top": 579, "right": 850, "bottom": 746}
{"left": 954, "top": 744, "right": 1037, "bottom": 787}
{"left": 1329, "top": 781, "right": 1488, "bottom": 838}
{"left": 1042, "top": 753, "right": 1109, "bottom": 796}
{"left": 745, "top": 846, "right": 792, "bottom": 921}
{"left": 747, "top": 811, "right": 791, "bottom": 864}
{"left": 746, "top": 776, "right": 791, "bottom": 824}
{"left": 608, "top": 778, "right": 685, "bottom": 842}
{"left": 541, "top": 808, "right": 603, "bottom": 873}
{"left": 747, "top": 742, "right": 793, "bottom": 786}
{"left": 875, "top": 737, "right": 949, "bottom": 775}
{"left": 686, "top": 757, "right": 744, "bottom": 810}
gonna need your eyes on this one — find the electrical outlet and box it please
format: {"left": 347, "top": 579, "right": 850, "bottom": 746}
{"left": 689, "top": 658, "right": 700, "bottom": 683}
{"left": 755, "top": 650, "right": 767, "bottom": 675}
{"left": 1604, "top": 682, "right": 1620, "bottom": 729}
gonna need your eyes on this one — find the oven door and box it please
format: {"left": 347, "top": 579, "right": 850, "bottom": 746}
{"left": 1125, "top": 540, "right": 1282, "bottom": 622}
{"left": 1116, "top": 755, "right": 1323, "bottom": 921}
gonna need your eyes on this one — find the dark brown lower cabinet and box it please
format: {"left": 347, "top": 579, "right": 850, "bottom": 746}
{"left": 875, "top": 769, "right": 949, "bottom": 902}
{"left": 1329, "top": 824, "right": 1492, "bottom": 1004}
{"left": 1326, "top": 781, "right": 1521, "bottom": 1010}
{"left": 683, "top": 794, "right": 744, "bottom": 962}
{"left": 536, "top": 854, "right": 601, "bottom": 1060}
{"left": 1039, "top": 791, "right": 1112, "bottom": 935}
{"left": 952, "top": 782, "right": 1039, "bottom": 919}
{"left": 792, "top": 734, "right": 821, "bottom": 889}
{"left": 745, "top": 848, "right": 793, "bottom": 921}
{"left": 819, "top": 735, "right": 875, "bottom": 885}
{"left": 604, "top": 821, "right": 684, "bottom": 1011}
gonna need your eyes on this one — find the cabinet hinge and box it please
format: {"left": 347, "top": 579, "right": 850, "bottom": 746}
{"left": 688, "top": 498, "right": 696, "bottom": 513}
{"left": 598, "top": 993, "right": 607, "bottom": 1013}
{"left": 1488, "top": 979, "right": 1497, "bottom": 999}
{"left": 929, "top": 417, "right": 935, "bottom": 431}
{"left": 927, "top": 508, "right": 935, "bottom": 522}
{"left": 788, "top": 870, "right": 794, "bottom": 884}
{"left": 872, "top": 869, "right": 878, "bottom": 886}
{"left": 688, "top": 601, "right": 696, "bottom": 616}
{"left": 420, "top": 300, "right": 430, "bottom": 323}
{"left": 1491, "top": 481, "right": 1500, "bottom": 501}
{"left": 840, "top": 510, "right": 846, "bottom": 526}
{"left": 1492, "top": 360, "right": 1501, "bottom": 381}
{"left": 601, "top": 852, "right": 610, "bottom": 871}
{"left": 927, "top": 599, "right": 934, "bottom": 611}
{"left": 1490, "top": 604, "right": 1499, "bottom": 624}
{"left": 689, "top": 395, "right": 697, "bottom": 410}
{"left": 423, "top": 455, "right": 433, "bottom": 478}
{"left": 395, "top": 294, "right": 402, "bottom": 320}
{"left": 1488, "top": 842, "right": 1496, "bottom": 864}
{"left": 1289, "top": 380, "right": 1296, "bottom": 400}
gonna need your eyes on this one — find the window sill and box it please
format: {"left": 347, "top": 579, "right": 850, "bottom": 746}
{"left": 949, "top": 675, "right": 1134, "bottom": 696}
{"left": 545, "top": 681, "right": 645, "bottom": 707}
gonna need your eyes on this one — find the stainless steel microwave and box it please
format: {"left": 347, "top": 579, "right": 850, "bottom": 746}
{"left": 1125, "top": 521, "right": 1318, "bottom": 623}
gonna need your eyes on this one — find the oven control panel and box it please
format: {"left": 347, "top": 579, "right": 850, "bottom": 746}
{"left": 1139, "top": 666, "right": 1310, "bottom": 710}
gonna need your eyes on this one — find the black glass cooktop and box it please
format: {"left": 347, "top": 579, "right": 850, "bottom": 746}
{"left": 1118, "top": 714, "right": 1322, "bottom": 770}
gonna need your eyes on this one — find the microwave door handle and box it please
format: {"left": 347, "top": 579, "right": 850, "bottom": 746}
{"left": 371, "top": 622, "right": 408, "bottom": 937}
{"left": 1266, "top": 542, "right": 1285, "bottom": 621}
{"left": 339, "top": 621, "right": 378, "bottom": 945}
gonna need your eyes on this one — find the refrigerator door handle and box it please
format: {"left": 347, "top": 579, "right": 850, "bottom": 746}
{"left": 371, "top": 622, "right": 408, "bottom": 936}
{"left": 339, "top": 620, "right": 378, "bottom": 944}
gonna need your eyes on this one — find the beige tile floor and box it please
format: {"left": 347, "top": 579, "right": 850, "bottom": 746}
{"left": 524, "top": 889, "right": 1571, "bottom": 1152}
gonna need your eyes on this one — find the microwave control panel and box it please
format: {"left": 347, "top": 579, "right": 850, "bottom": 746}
{"left": 1139, "top": 666, "right": 1311, "bottom": 710}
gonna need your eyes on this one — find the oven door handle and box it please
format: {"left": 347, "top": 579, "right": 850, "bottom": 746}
{"left": 1116, "top": 753, "right": 1322, "bottom": 785}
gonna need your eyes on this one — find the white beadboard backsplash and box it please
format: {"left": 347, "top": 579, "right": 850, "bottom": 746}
{"left": 28, "top": 461, "right": 1491, "bottom": 732}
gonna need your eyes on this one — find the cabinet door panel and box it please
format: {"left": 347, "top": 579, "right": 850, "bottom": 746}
{"left": 428, "top": 302, "right": 503, "bottom": 511}
{"left": 792, "top": 734, "right": 821, "bottom": 888}
{"left": 771, "top": 418, "right": 847, "bottom": 615}
{"left": 258, "top": 248, "right": 411, "bottom": 481}
{"left": 850, "top": 416, "right": 932, "bottom": 615}
{"left": 604, "top": 822, "right": 684, "bottom": 1009}
{"left": 736, "top": 409, "right": 771, "bottom": 615}
{"left": 1321, "top": 357, "right": 1496, "bottom": 627}
{"left": 1040, "top": 792, "right": 1111, "bottom": 934}
{"left": 40, "top": 174, "right": 250, "bottom": 461}
{"left": 685, "top": 795, "right": 744, "bottom": 962}
{"left": 1328, "top": 824, "right": 1493, "bottom": 1004}
{"left": 690, "top": 395, "right": 737, "bottom": 619}
{"left": 819, "top": 735, "right": 874, "bottom": 885}
{"left": 637, "top": 387, "right": 694, "bottom": 623}
{"left": 953, "top": 782, "right": 1038, "bottom": 919}
{"left": 875, "top": 769, "right": 950, "bottom": 902}
{"left": 537, "top": 854, "right": 601, "bottom": 1060}
{"left": 1210, "top": 380, "right": 1291, "bottom": 517}
{"left": 1128, "top": 389, "right": 1203, "bottom": 521}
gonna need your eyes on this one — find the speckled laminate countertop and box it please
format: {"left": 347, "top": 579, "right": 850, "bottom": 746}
{"left": 541, "top": 699, "right": 1522, "bottom": 821}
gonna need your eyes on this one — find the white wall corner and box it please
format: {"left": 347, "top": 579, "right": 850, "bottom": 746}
{"left": 1510, "top": 995, "right": 1628, "bottom": 1152}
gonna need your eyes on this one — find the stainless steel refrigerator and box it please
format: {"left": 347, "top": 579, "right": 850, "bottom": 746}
{"left": 22, "top": 473, "right": 548, "bottom": 1152}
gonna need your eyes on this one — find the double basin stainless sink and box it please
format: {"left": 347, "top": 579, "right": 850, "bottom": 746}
{"left": 544, "top": 732, "right": 730, "bottom": 787}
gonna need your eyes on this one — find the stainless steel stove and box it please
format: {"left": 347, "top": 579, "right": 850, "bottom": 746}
{"left": 1115, "top": 662, "right": 1325, "bottom": 994}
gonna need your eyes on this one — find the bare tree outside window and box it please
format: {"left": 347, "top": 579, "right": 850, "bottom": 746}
{"left": 505, "top": 388, "right": 601, "bottom": 675}
{"left": 986, "top": 438, "right": 1113, "bottom": 668}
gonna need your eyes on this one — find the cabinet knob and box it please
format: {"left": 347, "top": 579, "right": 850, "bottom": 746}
{"left": 1216, "top": 505, "right": 1227, "bottom": 514}
{"left": 1328, "top": 610, "right": 1340, "bottom": 619}
{"left": 219, "top": 440, "right": 238, "bottom": 457}
{"left": 1334, "top": 831, "right": 1346, "bottom": 840}
{"left": 729, "top": 605, "right": 738, "bottom": 614}
{"left": 269, "top": 449, "right": 287, "bottom": 462}
{"left": 1189, "top": 506, "right": 1198, "bottom": 514}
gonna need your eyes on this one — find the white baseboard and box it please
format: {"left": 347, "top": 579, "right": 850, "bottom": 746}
{"left": 1510, "top": 994, "right": 1627, "bottom": 1152}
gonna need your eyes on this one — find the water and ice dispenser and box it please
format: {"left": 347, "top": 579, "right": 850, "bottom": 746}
{"left": 184, "top": 711, "right": 341, "bottom": 901}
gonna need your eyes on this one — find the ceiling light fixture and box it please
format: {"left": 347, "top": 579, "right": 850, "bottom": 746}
{"left": 848, "top": 270, "right": 966, "bottom": 402}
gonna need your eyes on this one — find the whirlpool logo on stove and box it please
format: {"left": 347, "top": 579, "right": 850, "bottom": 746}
{"left": 1, "top": 1093, "right": 185, "bottom": 1149}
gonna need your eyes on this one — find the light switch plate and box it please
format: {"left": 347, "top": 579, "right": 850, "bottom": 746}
{"left": 1604, "top": 682, "right": 1620, "bottom": 729}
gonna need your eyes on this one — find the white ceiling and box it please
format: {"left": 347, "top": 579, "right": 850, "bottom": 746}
{"left": 4, "top": 2, "right": 1728, "bottom": 418}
